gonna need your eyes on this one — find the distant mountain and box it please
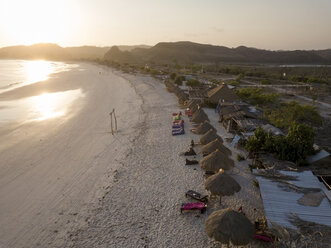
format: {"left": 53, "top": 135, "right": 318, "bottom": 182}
{"left": 104, "top": 41, "right": 331, "bottom": 65}
{"left": 64, "top": 46, "right": 110, "bottom": 60}
{"left": 0, "top": 44, "right": 111, "bottom": 60}
{"left": 0, "top": 44, "right": 70, "bottom": 60}
{"left": 117, "top": 45, "right": 151, "bottom": 52}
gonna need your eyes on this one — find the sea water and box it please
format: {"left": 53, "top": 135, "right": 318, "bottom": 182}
{"left": 0, "top": 60, "right": 83, "bottom": 123}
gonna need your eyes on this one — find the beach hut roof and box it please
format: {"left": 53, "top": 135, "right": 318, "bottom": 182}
{"left": 204, "top": 170, "right": 241, "bottom": 196}
{"left": 205, "top": 208, "right": 254, "bottom": 246}
{"left": 200, "top": 129, "right": 220, "bottom": 145}
{"left": 206, "top": 83, "right": 240, "bottom": 104}
{"left": 194, "top": 121, "right": 215, "bottom": 135}
{"left": 201, "top": 138, "right": 231, "bottom": 155}
{"left": 201, "top": 149, "right": 234, "bottom": 171}
{"left": 191, "top": 109, "right": 209, "bottom": 123}
{"left": 190, "top": 103, "right": 200, "bottom": 113}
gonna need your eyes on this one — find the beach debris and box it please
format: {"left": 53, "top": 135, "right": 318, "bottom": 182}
{"left": 253, "top": 169, "right": 298, "bottom": 181}
{"left": 297, "top": 192, "right": 324, "bottom": 207}
{"left": 201, "top": 149, "right": 234, "bottom": 172}
{"left": 204, "top": 169, "right": 241, "bottom": 204}
{"left": 269, "top": 214, "right": 331, "bottom": 247}
{"left": 201, "top": 138, "right": 231, "bottom": 156}
{"left": 180, "top": 147, "right": 196, "bottom": 156}
{"left": 205, "top": 208, "right": 254, "bottom": 246}
{"left": 185, "top": 190, "right": 208, "bottom": 203}
{"left": 277, "top": 180, "right": 321, "bottom": 194}
{"left": 185, "top": 159, "right": 198, "bottom": 165}
{"left": 200, "top": 129, "right": 221, "bottom": 145}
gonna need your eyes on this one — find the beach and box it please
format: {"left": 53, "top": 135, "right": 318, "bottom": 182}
{"left": 0, "top": 63, "right": 265, "bottom": 248}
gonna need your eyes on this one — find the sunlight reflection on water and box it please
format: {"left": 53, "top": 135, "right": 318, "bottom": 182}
{"left": 0, "top": 89, "right": 84, "bottom": 123}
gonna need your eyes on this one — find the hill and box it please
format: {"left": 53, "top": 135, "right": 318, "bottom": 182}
{"left": 0, "top": 44, "right": 110, "bottom": 60}
{"left": 103, "top": 41, "right": 331, "bottom": 65}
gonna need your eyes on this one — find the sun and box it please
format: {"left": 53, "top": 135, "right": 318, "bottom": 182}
{"left": 1, "top": 0, "right": 74, "bottom": 45}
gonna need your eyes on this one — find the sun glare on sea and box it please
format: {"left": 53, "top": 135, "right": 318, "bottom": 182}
{"left": 25, "top": 60, "right": 55, "bottom": 83}
{"left": 30, "top": 93, "right": 64, "bottom": 120}
{"left": 28, "top": 90, "right": 83, "bottom": 121}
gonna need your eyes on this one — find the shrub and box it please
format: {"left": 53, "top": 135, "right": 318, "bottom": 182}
{"left": 170, "top": 72, "right": 177, "bottom": 80}
{"left": 237, "top": 154, "right": 245, "bottom": 161}
{"left": 245, "top": 123, "right": 316, "bottom": 165}
{"left": 235, "top": 88, "right": 279, "bottom": 106}
{"left": 252, "top": 180, "right": 260, "bottom": 188}
{"left": 186, "top": 79, "right": 201, "bottom": 87}
{"left": 266, "top": 101, "right": 322, "bottom": 129}
{"left": 174, "top": 75, "right": 185, "bottom": 86}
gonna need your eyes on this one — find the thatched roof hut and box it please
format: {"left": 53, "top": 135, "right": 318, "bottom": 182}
{"left": 206, "top": 83, "right": 240, "bottom": 105}
{"left": 190, "top": 103, "right": 200, "bottom": 113}
{"left": 204, "top": 170, "right": 241, "bottom": 198}
{"left": 192, "top": 121, "right": 215, "bottom": 135}
{"left": 201, "top": 149, "right": 234, "bottom": 172}
{"left": 200, "top": 129, "right": 221, "bottom": 145}
{"left": 205, "top": 208, "right": 254, "bottom": 246}
{"left": 191, "top": 109, "right": 209, "bottom": 123}
{"left": 188, "top": 99, "right": 201, "bottom": 108}
{"left": 201, "top": 138, "right": 231, "bottom": 155}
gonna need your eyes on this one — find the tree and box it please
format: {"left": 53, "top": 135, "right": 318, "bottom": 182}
{"left": 174, "top": 75, "right": 185, "bottom": 85}
{"left": 170, "top": 72, "right": 177, "bottom": 80}
{"left": 186, "top": 79, "right": 200, "bottom": 87}
{"left": 245, "top": 123, "right": 316, "bottom": 166}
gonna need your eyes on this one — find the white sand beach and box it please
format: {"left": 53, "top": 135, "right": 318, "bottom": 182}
{"left": 0, "top": 64, "right": 265, "bottom": 248}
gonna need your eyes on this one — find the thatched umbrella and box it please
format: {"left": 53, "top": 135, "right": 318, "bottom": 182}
{"left": 205, "top": 208, "right": 254, "bottom": 246}
{"left": 188, "top": 99, "right": 200, "bottom": 108}
{"left": 190, "top": 103, "right": 200, "bottom": 113}
{"left": 200, "top": 129, "right": 220, "bottom": 145}
{"left": 192, "top": 120, "right": 215, "bottom": 135}
{"left": 201, "top": 138, "right": 232, "bottom": 156}
{"left": 191, "top": 109, "right": 209, "bottom": 123}
{"left": 204, "top": 170, "right": 241, "bottom": 204}
{"left": 201, "top": 149, "right": 234, "bottom": 172}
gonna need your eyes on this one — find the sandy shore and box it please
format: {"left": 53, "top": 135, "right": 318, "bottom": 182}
{"left": 0, "top": 64, "right": 265, "bottom": 248}
{"left": 0, "top": 63, "right": 143, "bottom": 247}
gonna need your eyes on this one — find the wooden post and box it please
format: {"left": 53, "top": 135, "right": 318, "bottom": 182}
{"left": 109, "top": 112, "right": 114, "bottom": 135}
{"left": 113, "top": 108, "right": 117, "bottom": 131}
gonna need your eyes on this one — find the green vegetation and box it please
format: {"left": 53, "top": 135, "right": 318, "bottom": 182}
{"left": 252, "top": 180, "right": 260, "bottom": 188}
{"left": 186, "top": 79, "right": 201, "bottom": 87}
{"left": 261, "top": 79, "right": 270, "bottom": 85}
{"left": 174, "top": 75, "right": 185, "bottom": 85}
{"left": 237, "top": 154, "right": 245, "bottom": 161}
{"left": 245, "top": 123, "right": 316, "bottom": 165}
{"left": 170, "top": 72, "right": 177, "bottom": 80}
{"left": 248, "top": 164, "right": 257, "bottom": 172}
{"left": 266, "top": 101, "right": 322, "bottom": 130}
{"left": 236, "top": 73, "right": 244, "bottom": 82}
{"left": 228, "top": 80, "right": 239, "bottom": 86}
{"left": 235, "top": 88, "right": 279, "bottom": 106}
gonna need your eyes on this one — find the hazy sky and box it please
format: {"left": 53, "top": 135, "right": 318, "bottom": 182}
{"left": 0, "top": 0, "right": 330, "bottom": 50}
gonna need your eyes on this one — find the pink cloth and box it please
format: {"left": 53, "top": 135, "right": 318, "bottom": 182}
{"left": 182, "top": 202, "right": 205, "bottom": 210}
{"left": 253, "top": 234, "right": 273, "bottom": 242}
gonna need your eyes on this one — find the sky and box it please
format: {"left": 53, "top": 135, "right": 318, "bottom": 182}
{"left": 0, "top": 0, "right": 330, "bottom": 50}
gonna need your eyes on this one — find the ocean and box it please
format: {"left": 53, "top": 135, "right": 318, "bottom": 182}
{"left": 0, "top": 60, "right": 82, "bottom": 123}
